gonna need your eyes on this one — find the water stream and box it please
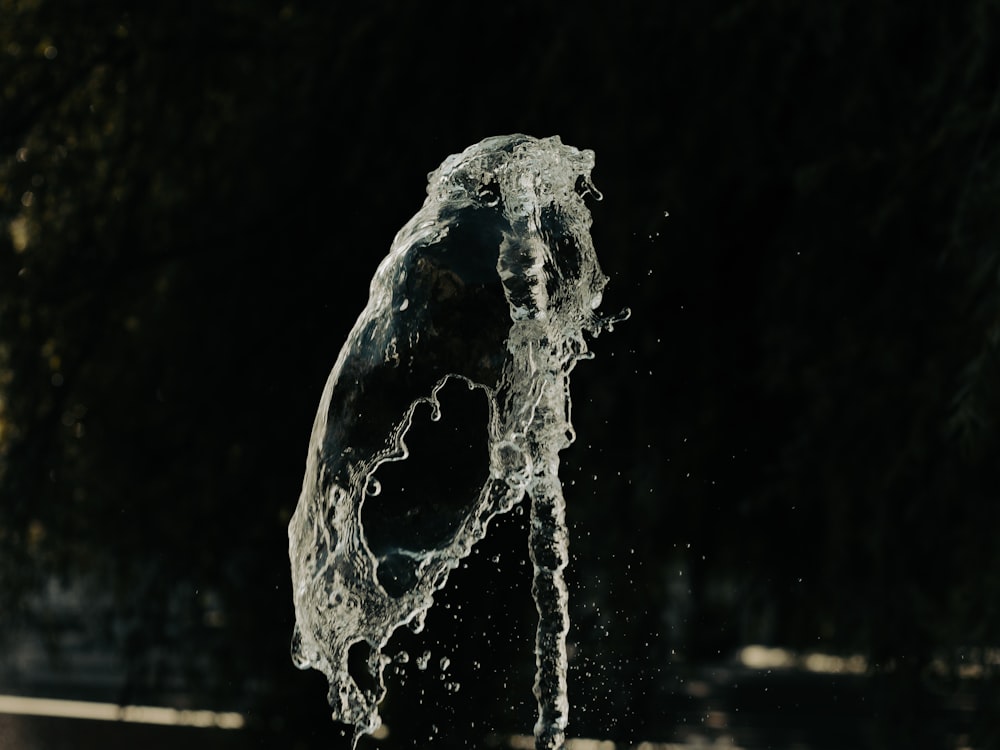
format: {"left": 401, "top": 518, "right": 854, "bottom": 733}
{"left": 288, "top": 134, "right": 625, "bottom": 748}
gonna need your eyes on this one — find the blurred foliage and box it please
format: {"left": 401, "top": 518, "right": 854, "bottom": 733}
{"left": 1, "top": 0, "right": 1000, "bottom": 748}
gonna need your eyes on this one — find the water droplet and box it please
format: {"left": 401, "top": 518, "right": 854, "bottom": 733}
{"left": 416, "top": 651, "right": 431, "bottom": 671}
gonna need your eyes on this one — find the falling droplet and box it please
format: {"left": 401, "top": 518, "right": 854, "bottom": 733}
{"left": 416, "top": 650, "right": 431, "bottom": 671}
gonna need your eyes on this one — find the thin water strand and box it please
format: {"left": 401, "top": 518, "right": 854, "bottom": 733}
{"left": 529, "top": 468, "right": 571, "bottom": 750}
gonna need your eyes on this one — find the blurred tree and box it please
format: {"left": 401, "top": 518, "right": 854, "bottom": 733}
{"left": 0, "top": 0, "right": 337, "bottom": 713}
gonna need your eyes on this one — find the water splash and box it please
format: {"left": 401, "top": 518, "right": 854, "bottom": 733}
{"left": 288, "top": 134, "right": 625, "bottom": 748}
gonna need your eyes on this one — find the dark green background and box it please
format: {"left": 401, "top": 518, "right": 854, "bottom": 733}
{"left": 2, "top": 1, "right": 999, "bottom": 748}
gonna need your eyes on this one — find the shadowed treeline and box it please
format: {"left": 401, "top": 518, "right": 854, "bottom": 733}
{"left": 2, "top": 2, "right": 999, "bottom": 748}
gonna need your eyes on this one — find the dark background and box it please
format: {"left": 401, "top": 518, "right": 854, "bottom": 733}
{"left": 2, "top": 1, "right": 999, "bottom": 748}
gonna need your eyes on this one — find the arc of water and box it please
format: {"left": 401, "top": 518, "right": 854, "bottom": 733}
{"left": 287, "top": 134, "right": 626, "bottom": 749}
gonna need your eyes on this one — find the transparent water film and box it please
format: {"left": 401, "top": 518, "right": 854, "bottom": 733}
{"left": 288, "top": 134, "right": 625, "bottom": 748}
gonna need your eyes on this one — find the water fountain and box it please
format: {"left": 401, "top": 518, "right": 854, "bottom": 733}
{"left": 288, "top": 134, "right": 625, "bottom": 749}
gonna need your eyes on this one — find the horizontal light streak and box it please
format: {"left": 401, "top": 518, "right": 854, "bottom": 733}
{"left": 507, "top": 737, "right": 745, "bottom": 750}
{"left": 739, "top": 645, "right": 867, "bottom": 674}
{"left": 0, "top": 694, "right": 245, "bottom": 729}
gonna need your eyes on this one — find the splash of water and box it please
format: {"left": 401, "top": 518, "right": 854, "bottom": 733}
{"left": 288, "top": 134, "right": 624, "bottom": 748}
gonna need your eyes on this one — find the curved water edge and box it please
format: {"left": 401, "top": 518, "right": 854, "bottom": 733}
{"left": 287, "top": 134, "right": 626, "bottom": 747}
